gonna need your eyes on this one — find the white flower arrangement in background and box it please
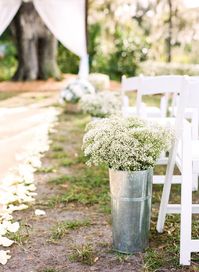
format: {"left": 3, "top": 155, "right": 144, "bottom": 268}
{"left": 60, "top": 78, "right": 95, "bottom": 104}
{"left": 88, "top": 73, "right": 110, "bottom": 92}
{"left": 80, "top": 91, "right": 122, "bottom": 118}
{"left": 82, "top": 116, "right": 174, "bottom": 172}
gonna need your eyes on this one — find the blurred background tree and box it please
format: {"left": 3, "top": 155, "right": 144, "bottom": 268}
{"left": 0, "top": 0, "right": 199, "bottom": 81}
{"left": 12, "top": 2, "right": 60, "bottom": 81}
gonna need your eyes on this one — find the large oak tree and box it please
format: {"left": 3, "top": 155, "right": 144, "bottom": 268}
{"left": 12, "top": 1, "right": 60, "bottom": 81}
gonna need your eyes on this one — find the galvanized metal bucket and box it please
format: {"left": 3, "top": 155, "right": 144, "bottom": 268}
{"left": 109, "top": 168, "right": 153, "bottom": 253}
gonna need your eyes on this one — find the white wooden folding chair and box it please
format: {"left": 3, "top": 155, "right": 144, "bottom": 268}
{"left": 169, "top": 76, "right": 199, "bottom": 140}
{"left": 121, "top": 75, "right": 186, "bottom": 186}
{"left": 121, "top": 75, "right": 182, "bottom": 119}
{"left": 121, "top": 75, "right": 140, "bottom": 117}
{"left": 156, "top": 77, "right": 199, "bottom": 265}
{"left": 135, "top": 75, "right": 181, "bottom": 118}
{"left": 137, "top": 75, "right": 186, "bottom": 185}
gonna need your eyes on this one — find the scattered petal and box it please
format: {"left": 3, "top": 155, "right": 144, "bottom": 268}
{"left": 0, "top": 250, "right": 11, "bottom": 265}
{"left": 0, "top": 225, "right": 6, "bottom": 236}
{"left": 6, "top": 222, "right": 20, "bottom": 233}
{"left": 0, "top": 237, "right": 14, "bottom": 247}
{"left": 35, "top": 209, "right": 46, "bottom": 216}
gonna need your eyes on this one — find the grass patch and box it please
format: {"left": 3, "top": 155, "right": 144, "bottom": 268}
{"left": 114, "top": 252, "right": 131, "bottom": 263}
{"left": 74, "top": 152, "right": 87, "bottom": 164}
{"left": 51, "top": 135, "right": 66, "bottom": 143}
{"left": 48, "top": 175, "right": 74, "bottom": 185}
{"left": 50, "top": 219, "right": 91, "bottom": 241}
{"left": 72, "top": 115, "right": 91, "bottom": 129}
{"left": 48, "top": 151, "right": 66, "bottom": 160}
{"left": 47, "top": 168, "right": 110, "bottom": 211}
{"left": 51, "top": 145, "right": 64, "bottom": 152}
{"left": 69, "top": 244, "right": 97, "bottom": 266}
{"left": 144, "top": 248, "right": 165, "bottom": 271}
{"left": 59, "top": 157, "right": 75, "bottom": 167}
{"left": 7, "top": 224, "right": 31, "bottom": 245}
{"left": 36, "top": 166, "right": 56, "bottom": 174}
{"left": 0, "top": 91, "right": 22, "bottom": 101}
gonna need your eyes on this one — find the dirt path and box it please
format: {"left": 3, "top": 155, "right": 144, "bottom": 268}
{"left": 0, "top": 97, "right": 143, "bottom": 272}
{"left": 0, "top": 91, "right": 59, "bottom": 181}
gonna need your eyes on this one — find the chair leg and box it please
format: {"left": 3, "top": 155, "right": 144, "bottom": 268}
{"left": 157, "top": 144, "right": 177, "bottom": 233}
{"left": 180, "top": 150, "right": 192, "bottom": 265}
{"left": 192, "top": 174, "right": 198, "bottom": 191}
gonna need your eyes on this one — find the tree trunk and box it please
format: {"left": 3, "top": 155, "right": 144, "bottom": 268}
{"left": 12, "top": 2, "right": 60, "bottom": 81}
{"left": 166, "top": 0, "right": 172, "bottom": 63}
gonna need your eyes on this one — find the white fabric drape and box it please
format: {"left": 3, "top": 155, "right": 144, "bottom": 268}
{"left": 0, "top": 0, "right": 21, "bottom": 36}
{"left": 33, "top": 0, "right": 89, "bottom": 77}
{"left": 0, "top": 0, "right": 88, "bottom": 77}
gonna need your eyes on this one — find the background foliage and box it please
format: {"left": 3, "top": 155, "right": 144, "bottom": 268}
{"left": 0, "top": 0, "right": 199, "bottom": 81}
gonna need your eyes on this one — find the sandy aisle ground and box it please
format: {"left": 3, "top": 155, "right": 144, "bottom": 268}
{"left": 0, "top": 91, "right": 59, "bottom": 181}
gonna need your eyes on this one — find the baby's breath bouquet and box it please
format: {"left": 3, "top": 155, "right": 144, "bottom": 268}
{"left": 80, "top": 91, "right": 122, "bottom": 118}
{"left": 82, "top": 117, "right": 173, "bottom": 171}
{"left": 88, "top": 73, "right": 110, "bottom": 91}
{"left": 60, "top": 78, "right": 95, "bottom": 104}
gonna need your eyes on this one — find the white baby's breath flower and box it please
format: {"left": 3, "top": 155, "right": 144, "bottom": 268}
{"left": 60, "top": 78, "right": 95, "bottom": 104}
{"left": 82, "top": 116, "right": 174, "bottom": 171}
{"left": 80, "top": 91, "right": 122, "bottom": 118}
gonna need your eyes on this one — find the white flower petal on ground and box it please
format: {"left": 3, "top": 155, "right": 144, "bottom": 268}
{"left": 1, "top": 214, "right": 13, "bottom": 221}
{"left": 27, "top": 184, "right": 37, "bottom": 191}
{"left": 6, "top": 222, "right": 20, "bottom": 233}
{"left": 8, "top": 204, "right": 28, "bottom": 212}
{"left": 0, "top": 237, "right": 14, "bottom": 247}
{"left": 0, "top": 107, "right": 58, "bottom": 264}
{"left": 0, "top": 250, "right": 11, "bottom": 265}
{"left": 34, "top": 209, "right": 46, "bottom": 216}
{"left": 0, "top": 225, "right": 6, "bottom": 236}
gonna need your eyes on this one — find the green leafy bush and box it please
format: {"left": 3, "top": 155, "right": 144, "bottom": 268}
{"left": 57, "top": 43, "right": 79, "bottom": 74}
{"left": 0, "top": 40, "right": 17, "bottom": 81}
{"left": 91, "top": 26, "right": 149, "bottom": 80}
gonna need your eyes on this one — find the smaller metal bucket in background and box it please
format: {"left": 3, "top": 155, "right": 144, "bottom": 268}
{"left": 109, "top": 168, "right": 153, "bottom": 253}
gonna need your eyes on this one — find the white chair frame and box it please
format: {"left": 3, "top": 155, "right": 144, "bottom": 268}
{"left": 121, "top": 75, "right": 182, "bottom": 119}
{"left": 156, "top": 78, "right": 199, "bottom": 265}
{"left": 121, "top": 75, "right": 199, "bottom": 188}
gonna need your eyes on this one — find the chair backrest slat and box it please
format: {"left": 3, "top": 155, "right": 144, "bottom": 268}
{"left": 121, "top": 75, "right": 139, "bottom": 92}
{"left": 174, "top": 77, "right": 199, "bottom": 138}
{"left": 185, "top": 79, "right": 199, "bottom": 108}
{"left": 139, "top": 75, "right": 183, "bottom": 95}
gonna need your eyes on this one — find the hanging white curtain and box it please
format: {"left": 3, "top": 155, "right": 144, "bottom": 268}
{"left": 0, "top": 0, "right": 22, "bottom": 36}
{"left": 33, "top": 0, "right": 89, "bottom": 78}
